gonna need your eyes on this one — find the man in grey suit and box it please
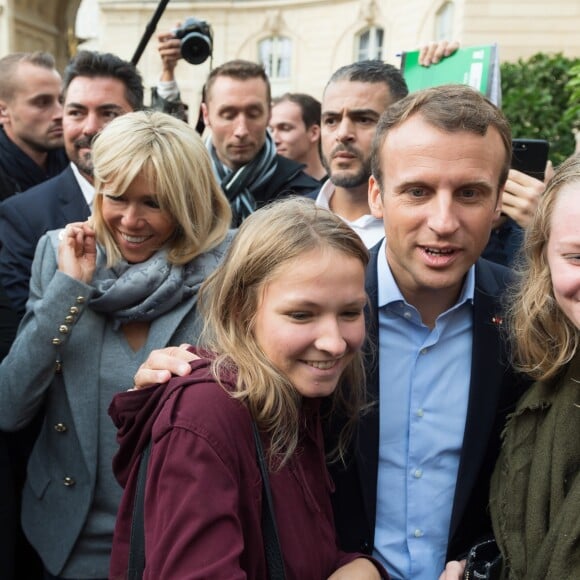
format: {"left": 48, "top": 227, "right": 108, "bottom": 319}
{"left": 0, "top": 50, "right": 143, "bottom": 317}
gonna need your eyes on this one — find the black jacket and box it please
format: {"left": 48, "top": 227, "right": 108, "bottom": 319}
{"left": 328, "top": 243, "right": 530, "bottom": 564}
{"left": 0, "top": 166, "right": 90, "bottom": 315}
{"left": 0, "top": 127, "right": 67, "bottom": 202}
{"left": 250, "top": 155, "right": 319, "bottom": 206}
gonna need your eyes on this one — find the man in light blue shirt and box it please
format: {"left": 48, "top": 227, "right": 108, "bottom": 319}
{"left": 328, "top": 84, "right": 529, "bottom": 579}
{"left": 373, "top": 244, "right": 474, "bottom": 578}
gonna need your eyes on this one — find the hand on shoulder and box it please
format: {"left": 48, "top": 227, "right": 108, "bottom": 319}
{"left": 132, "top": 343, "right": 198, "bottom": 389}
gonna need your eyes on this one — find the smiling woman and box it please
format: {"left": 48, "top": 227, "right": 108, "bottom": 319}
{"left": 0, "top": 110, "right": 233, "bottom": 579}
{"left": 440, "top": 154, "right": 580, "bottom": 580}
{"left": 100, "top": 172, "right": 175, "bottom": 264}
{"left": 108, "top": 198, "right": 388, "bottom": 579}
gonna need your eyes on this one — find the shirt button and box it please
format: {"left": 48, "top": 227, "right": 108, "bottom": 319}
{"left": 420, "top": 347, "right": 428, "bottom": 355}
{"left": 416, "top": 408, "right": 424, "bottom": 417}
{"left": 414, "top": 469, "right": 423, "bottom": 479}
{"left": 403, "top": 311, "right": 412, "bottom": 320}
{"left": 414, "top": 529, "right": 424, "bottom": 538}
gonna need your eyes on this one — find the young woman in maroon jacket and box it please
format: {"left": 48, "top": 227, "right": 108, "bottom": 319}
{"left": 109, "top": 197, "right": 388, "bottom": 579}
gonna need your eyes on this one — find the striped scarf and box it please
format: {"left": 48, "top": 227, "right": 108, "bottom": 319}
{"left": 207, "top": 133, "right": 278, "bottom": 226}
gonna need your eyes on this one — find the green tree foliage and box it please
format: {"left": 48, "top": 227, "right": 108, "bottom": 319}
{"left": 564, "top": 63, "right": 580, "bottom": 134}
{"left": 501, "top": 53, "right": 580, "bottom": 165}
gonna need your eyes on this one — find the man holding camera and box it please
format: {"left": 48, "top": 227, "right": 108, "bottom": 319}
{"left": 156, "top": 28, "right": 319, "bottom": 226}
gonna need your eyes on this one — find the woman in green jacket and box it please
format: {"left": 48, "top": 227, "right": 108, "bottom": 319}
{"left": 441, "top": 153, "right": 580, "bottom": 579}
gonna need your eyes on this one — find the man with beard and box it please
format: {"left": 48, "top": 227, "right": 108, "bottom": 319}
{"left": 0, "top": 51, "right": 142, "bottom": 316}
{"left": 313, "top": 42, "right": 463, "bottom": 249}
{"left": 0, "top": 52, "right": 67, "bottom": 202}
{"left": 313, "top": 60, "right": 409, "bottom": 248}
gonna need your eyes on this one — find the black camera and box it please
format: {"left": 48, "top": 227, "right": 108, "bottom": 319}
{"left": 174, "top": 17, "right": 213, "bottom": 65}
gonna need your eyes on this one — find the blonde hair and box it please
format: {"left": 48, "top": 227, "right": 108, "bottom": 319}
{"left": 199, "top": 197, "right": 369, "bottom": 467}
{"left": 91, "top": 111, "right": 232, "bottom": 267}
{"left": 507, "top": 153, "right": 580, "bottom": 380}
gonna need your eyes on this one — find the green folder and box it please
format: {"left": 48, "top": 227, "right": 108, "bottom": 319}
{"left": 401, "top": 44, "right": 501, "bottom": 106}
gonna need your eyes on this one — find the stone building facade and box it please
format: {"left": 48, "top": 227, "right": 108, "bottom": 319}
{"left": 2, "top": 0, "right": 579, "bottom": 116}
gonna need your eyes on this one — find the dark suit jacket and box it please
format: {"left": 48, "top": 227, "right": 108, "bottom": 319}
{"left": 0, "top": 165, "right": 90, "bottom": 316}
{"left": 329, "top": 243, "right": 529, "bottom": 565}
{"left": 248, "top": 155, "right": 319, "bottom": 206}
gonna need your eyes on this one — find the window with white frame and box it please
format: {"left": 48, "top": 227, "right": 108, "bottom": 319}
{"left": 435, "top": 2, "right": 454, "bottom": 41}
{"left": 356, "top": 27, "right": 384, "bottom": 61}
{"left": 258, "top": 36, "right": 292, "bottom": 80}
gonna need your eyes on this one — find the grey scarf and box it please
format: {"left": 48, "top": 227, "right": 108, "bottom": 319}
{"left": 89, "top": 237, "right": 231, "bottom": 328}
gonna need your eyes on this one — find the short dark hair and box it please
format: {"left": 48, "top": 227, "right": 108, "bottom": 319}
{"left": 272, "top": 93, "right": 321, "bottom": 129}
{"left": 370, "top": 84, "right": 512, "bottom": 191}
{"left": 325, "top": 60, "right": 409, "bottom": 104}
{"left": 62, "top": 51, "right": 144, "bottom": 111}
{"left": 0, "top": 52, "right": 56, "bottom": 101}
{"left": 203, "top": 60, "right": 271, "bottom": 106}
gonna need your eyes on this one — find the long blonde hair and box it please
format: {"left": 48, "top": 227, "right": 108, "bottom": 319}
{"left": 91, "top": 111, "right": 232, "bottom": 267}
{"left": 507, "top": 153, "right": 580, "bottom": 380}
{"left": 199, "top": 197, "right": 369, "bottom": 467}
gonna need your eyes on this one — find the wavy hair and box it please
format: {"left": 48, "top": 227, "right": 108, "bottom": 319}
{"left": 506, "top": 153, "right": 580, "bottom": 380}
{"left": 198, "top": 197, "right": 369, "bottom": 467}
{"left": 91, "top": 111, "right": 232, "bottom": 267}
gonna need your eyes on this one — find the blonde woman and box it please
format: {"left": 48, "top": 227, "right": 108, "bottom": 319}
{"left": 0, "top": 111, "right": 232, "bottom": 579}
{"left": 109, "top": 198, "right": 388, "bottom": 579}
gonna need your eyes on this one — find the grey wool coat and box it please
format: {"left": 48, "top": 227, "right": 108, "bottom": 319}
{"left": 0, "top": 229, "right": 231, "bottom": 575}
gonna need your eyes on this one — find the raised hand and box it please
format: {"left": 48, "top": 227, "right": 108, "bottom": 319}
{"left": 57, "top": 221, "right": 97, "bottom": 284}
{"left": 501, "top": 168, "right": 547, "bottom": 228}
{"left": 157, "top": 26, "right": 183, "bottom": 81}
{"left": 418, "top": 40, "right": 460, "bottom": 66}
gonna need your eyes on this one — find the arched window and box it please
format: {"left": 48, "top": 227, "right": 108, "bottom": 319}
{"left": 435, "top": 2, "right": 455, "bottom": 41}
{"left": 258, "top": 36, "right": 292, "bottom": 80}
{"left": 356, "top": 27, "right": 384, "bottom": 61}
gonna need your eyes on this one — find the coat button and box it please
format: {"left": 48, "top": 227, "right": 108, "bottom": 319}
{"left": 51, "top": 338, "right": 62, "bottom": 345}
{"left": 69, "top": 306, "right": 79, "bottom": 315}
{"left": 76, "top": 296, "right": 86, "bottom": 304}
{"left": 64, "top": 315, "right": 74, "bottom": 323}
{"left": 63, "top": 477, "right": 76, "bottom": 487}
{"left": 54, "top": 423, "right": 68, "bottom": 433}
{"left": 59, "top": 325, "right": 69, "bottom": 334}
{"left": 360, "top": 541, "right": 370, "bottom": 552}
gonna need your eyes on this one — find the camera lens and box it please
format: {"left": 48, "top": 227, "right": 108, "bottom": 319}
{"left": 181, "top": 31, "right": 212, "bottom": 65}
